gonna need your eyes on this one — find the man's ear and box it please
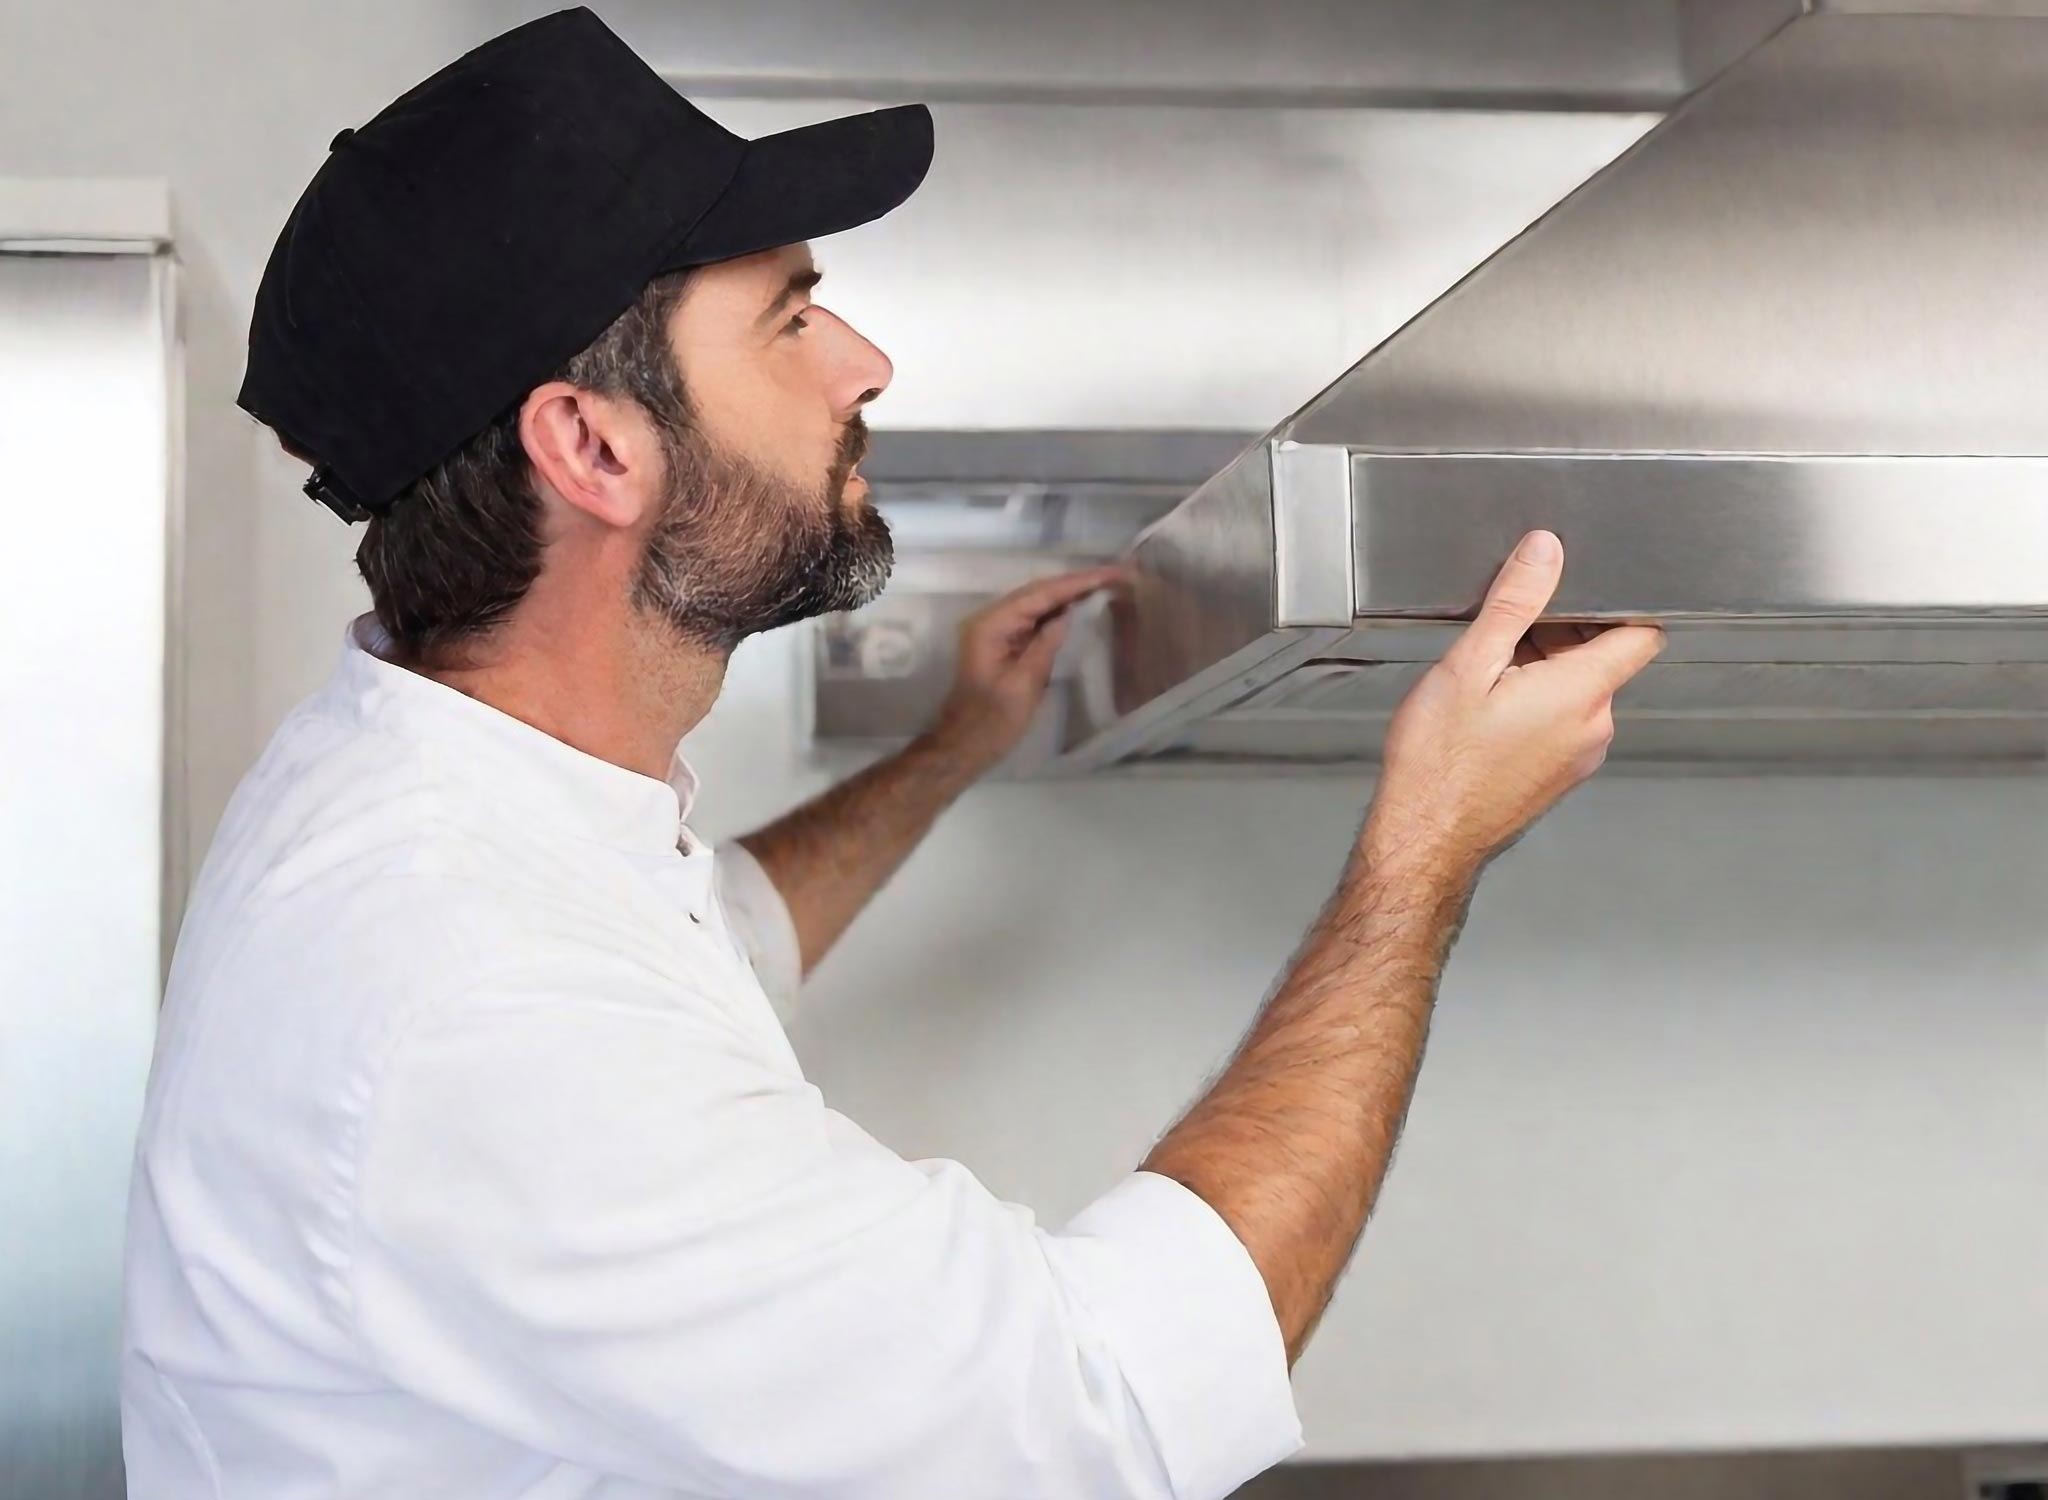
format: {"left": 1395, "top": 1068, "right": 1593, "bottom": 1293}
{"left": 518, "top": 382, "right": 660, "bottom": 531}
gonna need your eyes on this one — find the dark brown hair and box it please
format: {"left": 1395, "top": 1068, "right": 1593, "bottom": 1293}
{"left": 353, "top": 269, "right": 696, "bottom": 663}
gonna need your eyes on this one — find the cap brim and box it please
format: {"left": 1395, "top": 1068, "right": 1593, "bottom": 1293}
{"left": 662, "top": 103, "right": 934, "bottom": 269}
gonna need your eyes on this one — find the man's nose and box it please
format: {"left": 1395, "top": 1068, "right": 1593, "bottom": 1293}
{"left": 819, "top": 308, "right": 893, "bottom": 410}
{"left": 847, "top": 340, "right": 892, "bottom": 410}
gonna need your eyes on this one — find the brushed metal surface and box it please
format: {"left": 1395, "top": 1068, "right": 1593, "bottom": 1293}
{"left": 1054, "top": 626, "right": 1345, "bottom": 773}
{"left": 1166, "top": 616, "right": 2048, "bottom": 767}
{"left": 1351, "top": 455, "right": 2048, "bottom": 619}
{"left": 1289, "top": 14, "right": 2048, "bottom": 457}
{"left": 1677, "top": 0, "right": 1804, "bottom": 86}
{"left": 1320, "top": 619, "right": 2048, "bottom": 665}
{"left": 1162, "top": 710, "right": 2048, "bottom": 769}
{"left": 1101, "top": 438, "right": 1284, "bottom": 722}
{"left": 1230, "top": 659, "right": 2048, "bottom": 717}
{"left": 1, "top": 250, "right": 170, "bottom": 1497}
{"left": 880, "top": 10, "right": 2048, "bottom": 772}
{"left": 1056, "top": 439, "right": 1318, "bottom": 768}
{"left": 1819, "top": 1, "right": 2048, "bottom": 14}
{"left": 635, "top": 0, "right": 1709, "bottom": 109}
{"left": 1272, "top": 442, "right": 1356, "bottom": 627}
{"left": 1157, "top": 657, "right": 2048, "bottom": 768}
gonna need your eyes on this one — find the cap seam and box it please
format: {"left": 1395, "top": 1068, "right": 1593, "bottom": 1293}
{"left": 651, "top": 141, "right": 752, "bottom": 270}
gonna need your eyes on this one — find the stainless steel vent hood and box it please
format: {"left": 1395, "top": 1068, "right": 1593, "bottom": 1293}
{"left": 1056, "top": 6, "right": 2048, "bottom": 773}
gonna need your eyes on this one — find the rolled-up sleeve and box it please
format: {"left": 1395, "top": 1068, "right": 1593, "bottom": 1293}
{"left": 1048, "top": 1172, "right": 1303, "bottom": 1498}
{"left": 350, "top": 972, "right": 1301, "bottom": 1500}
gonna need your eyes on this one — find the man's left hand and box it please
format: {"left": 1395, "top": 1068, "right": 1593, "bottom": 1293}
{"left": 923, "top": 565, "right": 1127, "bottom": 774}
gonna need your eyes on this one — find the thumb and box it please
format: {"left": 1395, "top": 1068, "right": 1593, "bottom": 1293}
{"left": 1445, "top": 531, "right": 1565, "bottom": 684}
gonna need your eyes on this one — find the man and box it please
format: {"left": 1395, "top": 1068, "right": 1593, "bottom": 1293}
{"left": 122, "top": 9, "right": 1662, "bottom": 1499}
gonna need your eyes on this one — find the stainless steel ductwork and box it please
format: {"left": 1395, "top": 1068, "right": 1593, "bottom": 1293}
{"left": 1053, "top": 7, "right": 2048, "bottom": 772}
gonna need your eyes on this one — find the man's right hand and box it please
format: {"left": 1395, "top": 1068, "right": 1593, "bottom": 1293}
{"left": 1365, "top": 529, "right": 1665, "bottom": 880}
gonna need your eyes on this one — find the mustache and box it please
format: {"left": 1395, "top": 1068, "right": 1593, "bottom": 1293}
{"left": 837, "top": 418, "right": 870, "bottom": 472}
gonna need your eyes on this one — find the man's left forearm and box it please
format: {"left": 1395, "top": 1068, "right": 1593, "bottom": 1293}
{"left": 739, "top": 565, "right": 1122, "bottom": 982}
{"left": 737, "top": 730, "right": 989, "bottom": 977}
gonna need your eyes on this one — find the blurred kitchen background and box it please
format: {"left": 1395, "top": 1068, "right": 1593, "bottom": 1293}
{"left": 2, "top": 1, "right": 2044, "bottom": 1495}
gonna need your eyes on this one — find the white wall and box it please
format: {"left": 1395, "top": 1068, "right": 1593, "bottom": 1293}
{"left": 5, "top": 0, "right": 2042, "bottom": 1469}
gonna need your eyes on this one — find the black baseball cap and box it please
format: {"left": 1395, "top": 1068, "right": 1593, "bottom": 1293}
{"left": 238, "top": 7, "right": 934, "bottom": 522}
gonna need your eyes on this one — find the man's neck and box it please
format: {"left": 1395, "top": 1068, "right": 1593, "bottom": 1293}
{"left": 403, "top": 608, "right": 728, "bottom": 785}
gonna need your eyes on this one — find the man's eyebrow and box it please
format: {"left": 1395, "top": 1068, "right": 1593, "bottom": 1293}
{"left": 756, "top": 267, "right": 823, "bottom": 327}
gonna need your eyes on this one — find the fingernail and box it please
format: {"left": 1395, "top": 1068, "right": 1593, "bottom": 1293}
{"left": 1518, "top": 531, "right": 1561, "bottom": 563}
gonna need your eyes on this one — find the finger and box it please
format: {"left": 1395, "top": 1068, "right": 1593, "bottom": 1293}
{"left": 1017, "top": 610, "right": 1072, "bottom": 686}
{"left": 977, "top": 566, "right": 1127, "bottom": 633}
{"left": 961, "top": 569, "right": 1122, "bottom": 674}
{"left": 1554, "top": 623, "right": 1667, "bottom": 694}
{"left": 1443, "top": 532, "right": 1564, "bottom": 683}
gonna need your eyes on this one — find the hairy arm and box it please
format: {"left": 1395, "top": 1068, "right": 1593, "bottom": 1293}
{"left": 740, "top": 566, "right": 1123, "bottom": 976}
{"left": 1145, "top": 533, "right": 1666, "bottom": 1364}
{"left": 737, "top": 732, "right": 983, "bottom": 976}
{"left": 1144, "top": 835, "right": 1471, "bottom": 1364}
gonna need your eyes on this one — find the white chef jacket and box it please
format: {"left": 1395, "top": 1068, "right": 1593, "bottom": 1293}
{"left": 121, "top": 615, "right": 1301, "bottom": 1500}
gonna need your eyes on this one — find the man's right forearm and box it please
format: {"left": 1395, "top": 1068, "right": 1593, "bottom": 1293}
{"left": 1141, "top": 829, "right": 1474, "bottom": 1366}
{"left": 1142, "top": 532, "right": 1664, "bottom": 1378}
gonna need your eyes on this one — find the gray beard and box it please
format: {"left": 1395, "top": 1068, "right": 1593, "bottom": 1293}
{"left": 632, "top": 428, "right": 894, "bottom": 652}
